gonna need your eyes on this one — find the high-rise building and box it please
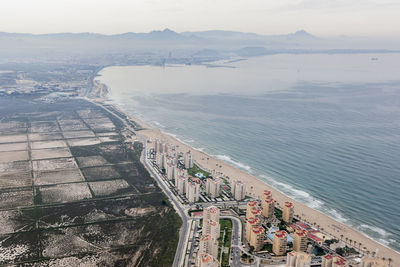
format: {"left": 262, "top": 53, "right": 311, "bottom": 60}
{"left": 205, "top": 178, "right": 221, "bottom": 198}
{"left": 246, "top": 200, "right": 258, "bottom": 219}
{"left": 286, "top": 251, "right": 311, "bottom": 267}
{"left": 321, "top": 254, "right": 334, "bottom": 267}
{"left": 293, "top": 229, "right": 308, "bottom": 252}
{"left": 184, "top": 151, "right": 194, "bottom": 169}
{"left": 282, "top": 201, "right": 294, "bottom": 223}
{"left": 176, "top": 175, "right": 186, "bottom": 195}
{"left": 156, "top": 152, "right": 165, "bottom": 169}
{"left": 245, "top": 217, "right": 260, "bottom": 241}
{"left": 247, "top": 206, "right": 262, "bottom": 220}
{"left": 166, "top": 162, "right": 175, "bottom": 180}
{"left": 203, "top": 219, "right": 220, "bottom": 239}
{"left": 203, "top": 206, "right": 220, "bottom": 222}
{"left": 198, "top": 234, "right": 219, "bottom": 258}
{"left": 154, "top": 139, "right": 159, "bottom": 153}
{"left": 250, "top": 226, "right": 265, "bottom": 251}
{"left": 272, "top": 230, "right": 288, "bottom": 256}
{"left": 186, "top": 181, "right": 200, "bottom": 203}
{"left": 196, "top": 253, "right": 219, "bottom": 267}
{"left": 261, "top": 190, "right": 272, "bottom": 202}
{"left": 262, "top": 198, "right": 275, "bottom": 218}
{"left": 231, "top": 180, "right": 246, "bottom": 200}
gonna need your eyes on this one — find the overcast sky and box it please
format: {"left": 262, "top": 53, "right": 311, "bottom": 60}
{"left": 1, "top": 0, "right": 399, "bottom": 37}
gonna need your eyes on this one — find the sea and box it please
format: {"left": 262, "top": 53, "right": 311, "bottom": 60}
{"left": 96, "top": 53, "right": 400, "bottom": 251}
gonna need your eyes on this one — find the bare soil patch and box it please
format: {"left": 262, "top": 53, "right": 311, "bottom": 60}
{"left": 0, "top": 188, "right": 33, "bottom": 209}
{"left": 32, "top": 158, "right": 77, "bottom": 172}
{"left": 88, "top": 179, "right": 130, "bottom": 196}
{"left": 67, "top": 138, "right": 100, "bottom": 147}
{"left": 62, "top": 130, "right": 95, "bottom": 139}
{"left": 76, "top": 156, "right": 108, "bottom": 168}
{"left": 30, "top": 121, "right": 60, "bottom": 133}
{"left": 0, "top": 172, "right": 32, "bottom": 189}
{"left": 39, "top": 183, "right": 92, "bottom": 204}
{"left": 0, "top": 134, "right": 27, "bottom": 144}
{"left": 31, "top": 140, "right": 67, "bottom": 150}
{"left": 0, "top": 151, "right": 29, "bottom": 163}
{"left": 28, "top": 133, "right": 63, "bottom": 142}
{"left": 0, "top": 143, "right": 28, "bottom": 152}
{"left": 34, "top": 169, "right": 85, "bottom": 186}
{"left": 31, "top": 148, "right": 72, "bottom": 160}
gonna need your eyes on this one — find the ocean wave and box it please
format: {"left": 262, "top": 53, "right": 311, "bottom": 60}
{"left": 215, "top": 154, "right": 252, "bottom": 172}
{"left": 359, "top": 224, "right": 391, "bottom": 237}
{"left": 259, "top": 174, "right": 324, "bottom": 209}
{"left": 356, "top": 224, "right": 397, "bottom": 248}
{"left": 324, "top": 208, "right": 349, "bottom": 223}
{"left": 151, "top": 121, "right": 166, "bottom": 128}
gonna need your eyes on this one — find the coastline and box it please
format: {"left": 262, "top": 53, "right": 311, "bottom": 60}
{"left": 92, "top": 78, "right": 400, "bottom": 264}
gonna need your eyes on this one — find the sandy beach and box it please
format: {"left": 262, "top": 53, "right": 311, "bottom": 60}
{"left": 105, "top": 102, "right": 400, "bottom": 265}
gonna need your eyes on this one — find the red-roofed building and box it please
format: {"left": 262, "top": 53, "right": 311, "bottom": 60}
{"left": 283, "top": 201, "right": 294, "bottom": 223}
{"left": 308, "top": 232, "right": 323, "bottom": 245}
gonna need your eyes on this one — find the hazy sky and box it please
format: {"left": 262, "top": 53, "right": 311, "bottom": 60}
{"left": 1, "top": 0, "right": 399, "bottom": 37}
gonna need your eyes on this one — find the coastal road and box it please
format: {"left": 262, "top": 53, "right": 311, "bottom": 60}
{"left": 142, "top": 141, "right": 190, "bottom": 267}
{"left": 91, "top": 100, "right": 190, "bottom": 267}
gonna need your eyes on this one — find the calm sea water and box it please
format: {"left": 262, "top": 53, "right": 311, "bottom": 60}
{"left": 97, "top": 54, "right": 400, "bottom": 251}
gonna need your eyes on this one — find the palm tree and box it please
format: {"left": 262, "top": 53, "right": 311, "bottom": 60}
{"left": 340, "top": 234, "right": 344, "bottom": 241}
{"left": 359, "top": 242, "right": 362, "bottom": 250}
{"left": 345, "top": 237, "right": 348, "bottom": 244}
{"left": 388, "top": 258, "right": 392, "bottom": 267}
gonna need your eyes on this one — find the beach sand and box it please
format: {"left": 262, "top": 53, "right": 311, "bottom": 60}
{"left": 105, "top": 101, "right": 400, "bottom": 265}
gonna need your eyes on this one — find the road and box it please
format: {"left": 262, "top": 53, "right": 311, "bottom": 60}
{"left": 142, "top": 142, "right": 190, "bottom": 267}
{"left": 91, "top": 100, "right": 190, "bottom": 267}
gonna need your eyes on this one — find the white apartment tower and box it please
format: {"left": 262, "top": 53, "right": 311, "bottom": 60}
{"left": 231, "top": 180, "right": 246, "bottom": 200}
{"left": 184, "top": 151, "right": 194, "bottom": 169}
{"left": 166, "top": 163, "right": 175, "bottom": 180}
{"left": 205, "top": 178, "right": 221, "bottom": 198}
{"left": 176, "top": 175, "right": 187, "bottom": 195}
{"left": 185, "top": 181, "right": 200, "bottom": 203}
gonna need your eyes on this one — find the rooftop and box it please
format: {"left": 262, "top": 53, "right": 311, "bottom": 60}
{"left": 285, "top": 201, "right": 293, "bottom": 208}
{"left": 275, "top": 230, "right": 288, "bottom": 239}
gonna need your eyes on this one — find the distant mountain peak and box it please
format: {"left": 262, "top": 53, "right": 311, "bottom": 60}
{"left": 291, "top": 29, "right": 315, "bottom": 38}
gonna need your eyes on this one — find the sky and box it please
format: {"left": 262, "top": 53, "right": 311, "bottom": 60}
{"left": 1, "top": 0, "right": 399, "bottom": 37}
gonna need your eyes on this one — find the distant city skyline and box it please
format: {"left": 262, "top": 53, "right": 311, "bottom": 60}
{"left": 1, "top": 0, "right": 399, "bottom": 38}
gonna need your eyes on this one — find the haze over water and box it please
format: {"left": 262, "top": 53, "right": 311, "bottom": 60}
{"left": 98, "top": 54, "right": 400, "bottom": 251}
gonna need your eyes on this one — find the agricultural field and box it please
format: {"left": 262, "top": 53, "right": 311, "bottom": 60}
{"left": 0, "top": 96, "right": 180, "bottom": 266}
